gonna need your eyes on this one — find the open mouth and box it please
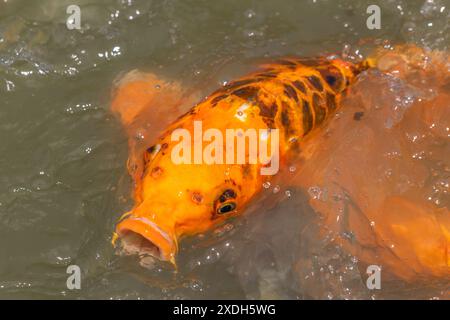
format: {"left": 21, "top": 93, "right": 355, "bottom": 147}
{"left": 115, "top": 216, "right": 176, "bottom": 264}
{"left": 119, "top": 230, "right": 163, "bottom": 259}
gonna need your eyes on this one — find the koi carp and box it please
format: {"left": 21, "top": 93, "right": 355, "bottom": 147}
{"left": 110, "top": 55, "right": 374, "bottom": 265}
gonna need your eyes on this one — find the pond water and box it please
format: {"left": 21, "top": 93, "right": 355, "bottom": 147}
{"left": 0, "top": 0, "right": 448, "bottom": 299}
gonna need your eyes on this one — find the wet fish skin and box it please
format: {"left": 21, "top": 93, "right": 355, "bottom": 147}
{"left": 111, "top": 55, "right": 370, "bottom": 264}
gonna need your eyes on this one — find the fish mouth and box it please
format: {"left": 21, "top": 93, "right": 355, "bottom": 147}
{"left": 115, "top": 216, "right": 176, "bottom": 264}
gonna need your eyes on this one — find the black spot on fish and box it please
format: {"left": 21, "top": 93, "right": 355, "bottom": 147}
{"left": 317, "top": 66, "right": 343, "bottom": 92}
{"left": 349, "top": 64, "right": 358, "bottom": 76}
{"left": 302, "top": 100, "right": 313, "bottom": 135}
{"left": 258, "top": 72, "right": 277, "bottom": 78}
{"left": 191, "top": 192, "right": 203, "bottom": 204}
{"left": 292, "top": 80, "right": 307, "bottom": 94}
{"left": 147, "top": 145, "right": 157, "bottom": 154}
{"left": 257, "top": 102, "right": 277, "bottom": 119}
{"left": 225, "top": 78, "right": 261, "bottom": 91}
{"left": 353, "top": 111, "right": 364, "bottom": 121}
{"left": 176, "top": 109, "right": 192, "bottom": 121}
{"left": 210, "top": 94, "right": 227, "bottom": 107}
{"left": 326, "top": 76, "right": 336, "bottom": 86}
{"left": 219, "top": 189, "right": 237, "bottom": 203}
{"left": 281, "top": 103, "right": 296, "bottom": 137}
{"left": 277, "top": 59, "right": 297, "bottom": 67}
{"left": 257, "top": 101, "right": 278, "bottom": 128}
{"left": 284, "top": 84, "right": 299, "bottom": 102}
{"left": 326, "top": 92, "right": 337, "bottom": 111}
{"left": 281, "top": 107, "right": 290, "bottom": 127}
{"left": 307, "top": 75, "right": 324, "bottom": 92}
{"left": 150, "top": 166, "right": 163, "bottom": 178}
{"left": 312, "top": 93, "right": 326, "bottom": 126}
{"left": 232, "top": 86, "right": 260, "bottom": 100}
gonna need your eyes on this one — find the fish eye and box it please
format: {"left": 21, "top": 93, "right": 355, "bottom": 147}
{"left": 217, "top": 202, "right": 236, "bottom": 214}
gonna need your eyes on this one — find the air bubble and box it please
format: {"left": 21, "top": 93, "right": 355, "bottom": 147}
{"left": 273, "top": 185, "right": 280, "bottom": 193}
{"left": 308, "top": 186, "right": 322, "bottom": 200}
{"left": 245, "top": 9, "right": 256, "bottom": 19}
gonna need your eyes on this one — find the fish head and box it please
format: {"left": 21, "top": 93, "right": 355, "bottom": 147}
{"left": 114, "top": 132, "right": 263, "bottom": 265}
{"left": 113, "top": 82, "right": 281, "bottom": 265}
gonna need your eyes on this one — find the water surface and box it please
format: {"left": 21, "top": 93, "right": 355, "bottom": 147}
{"left": 0, "top": 0, "right": 448, "bottom": 299}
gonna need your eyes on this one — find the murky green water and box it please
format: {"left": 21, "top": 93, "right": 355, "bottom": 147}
{"left": 0, "top": 0, "right": 448, "bottom": 299}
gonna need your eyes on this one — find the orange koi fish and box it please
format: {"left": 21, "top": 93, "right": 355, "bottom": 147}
{"left": 111, "top": 55, "right": 373, "bottom": 264}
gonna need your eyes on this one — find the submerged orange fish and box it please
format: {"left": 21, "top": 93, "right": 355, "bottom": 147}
{"left": 110, "top": 45, "right": 449, "bottom": 280}
{"left": 111, "top": 54, "right": 372, "bottom": 263}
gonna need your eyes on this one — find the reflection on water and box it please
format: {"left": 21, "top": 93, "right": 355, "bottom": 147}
{"left": 0, "top": 0, "right": 448, "bottom": 299}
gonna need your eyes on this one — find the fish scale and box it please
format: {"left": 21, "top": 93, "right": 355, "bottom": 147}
{"left": 204, "top": 57, "right": 368, "bottom": 144}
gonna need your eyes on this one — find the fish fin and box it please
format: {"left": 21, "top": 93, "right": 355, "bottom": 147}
{"left": 111, "top": 70, "right": 200, "bottom": 183}
{"left": 111, "top": 70, "right": 188, "bottom": 128}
